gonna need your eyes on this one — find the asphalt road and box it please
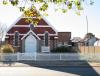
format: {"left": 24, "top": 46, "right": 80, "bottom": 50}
{"left": 0, "top": 66, "right": 100, "bottom": 76}
{"left": 40, "top": 66, "right": 100, "bottom": 76}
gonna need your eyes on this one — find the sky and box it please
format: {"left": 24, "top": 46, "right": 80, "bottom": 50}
{"left": 0, "top": 0, "right": 100, "bottom": 39}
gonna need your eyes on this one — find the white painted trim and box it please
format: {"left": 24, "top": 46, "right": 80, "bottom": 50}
{"left": 34, "top": 25, "right": 51, "bottom": 27}
{"left": 37, "top": 34, "right": 57, "bottom": 36}
{"left": 22, "top": 17, "right": 37, "bottom": 18}
{"left": 7, "top": 33, "right": 57, "bottom": 36}
{"left": 13, "top": 25, "right": 51, "bottom": 27}
{"left": 13, "top": 25, "right": 29, "bottom": 27}
{"left": 21, "top": 30, "right": 41, "bottom": 40}
{"left": 7, "top": 33, "right": 25, "bottom": 36}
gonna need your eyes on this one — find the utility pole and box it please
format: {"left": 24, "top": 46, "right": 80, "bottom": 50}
{"left": 86, "top": 16, "right": 88, "bottom": 34}
{"left": 86, "top": 16, "right": 89, "bottom": 53}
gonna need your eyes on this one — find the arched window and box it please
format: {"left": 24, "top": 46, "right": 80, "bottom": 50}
{"left": 44, "top": 31, "right": 49, "bottom": 46}
{"left": 13, "top": 31, "right": 19, "bottom": 46}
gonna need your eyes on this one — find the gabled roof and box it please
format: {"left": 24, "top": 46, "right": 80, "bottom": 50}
{"left": 15, "top": 18, "right": 48, "bottom": 25}
{"left": 7, "top": 9, "right": 57, "bottom": 39}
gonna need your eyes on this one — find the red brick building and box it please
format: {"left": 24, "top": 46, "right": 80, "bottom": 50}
{"left": 6, "top": 13, "right": 71, "bottom": 53}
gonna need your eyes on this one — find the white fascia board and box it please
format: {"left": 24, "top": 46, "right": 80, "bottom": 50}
{"left": 21, "top": 30, "right": 40, "bottom": 40}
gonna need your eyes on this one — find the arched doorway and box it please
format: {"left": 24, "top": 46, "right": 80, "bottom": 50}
{"left": 25, "top": 34, "right": 37, "bottom": 53}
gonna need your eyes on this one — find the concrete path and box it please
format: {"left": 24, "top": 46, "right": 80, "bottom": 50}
{"left": 0, "top": 67, "right": 78, "bottom": 76}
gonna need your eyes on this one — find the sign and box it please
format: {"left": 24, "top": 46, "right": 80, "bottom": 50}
{"left": 41, "top": 46, "right": 50, "bottom": 53}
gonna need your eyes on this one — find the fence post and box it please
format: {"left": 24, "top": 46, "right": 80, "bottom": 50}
{"left": 93, "top": 46, "right": 95, "bottom": 56}
{"left": 1, "top": 53, "right": 3, "bottom": 61}
{"left": 0, "top": 53, "right": 2, "bottom": 61}
{"left": 17, "top": 53, "right": 19, "bottom": 61}
{"left": 60, "top": 53, "right": 61, "bottom": 60}
{"left": 34, "top": 53, "right": 36, "bottom": 61}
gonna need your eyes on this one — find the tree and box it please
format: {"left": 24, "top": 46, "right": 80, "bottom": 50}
{"left": 83, "top": 33, "right": 97, "bottom": 46}
{"left": 0, "top": 23, "right": 7, "bottom": 45}
{"left": 84, "top": 33, "right": 94, "bottom": 40}
{"left": 1, "top": 0, "right": 94, "bottom": 25}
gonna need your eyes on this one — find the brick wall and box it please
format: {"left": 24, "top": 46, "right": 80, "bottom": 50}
{"left": 58, "top": 32, "right": 71, "bottom": 44}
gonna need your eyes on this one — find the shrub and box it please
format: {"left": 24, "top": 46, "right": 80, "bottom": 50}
{"left": 0, "top": 44, "right": 14, "bottom": 53}
{"left": 51, "top": 46, "right": 75, "bottom": 53}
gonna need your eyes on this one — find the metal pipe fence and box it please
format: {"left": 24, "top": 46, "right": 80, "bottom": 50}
{"left": 0, "top": 53, "right": 100, "bottom": 61}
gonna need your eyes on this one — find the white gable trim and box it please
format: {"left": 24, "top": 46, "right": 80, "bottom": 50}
{"left": 7, "top": 14, "right": 23, "bottom": 32}
{"left": 21, "top": 30, "right": 40, "bottom": 40}
{"left": 13, "top": 25, "right": 29, "bottom": 27}
{"left": 39, "top": 14, "right": 58, "bottom": 35}
{"left": 13, "top": 25, "right": 51, "bottom": 27}
{"left": 22, "top": 17, "right": 37, "bottom": 18}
